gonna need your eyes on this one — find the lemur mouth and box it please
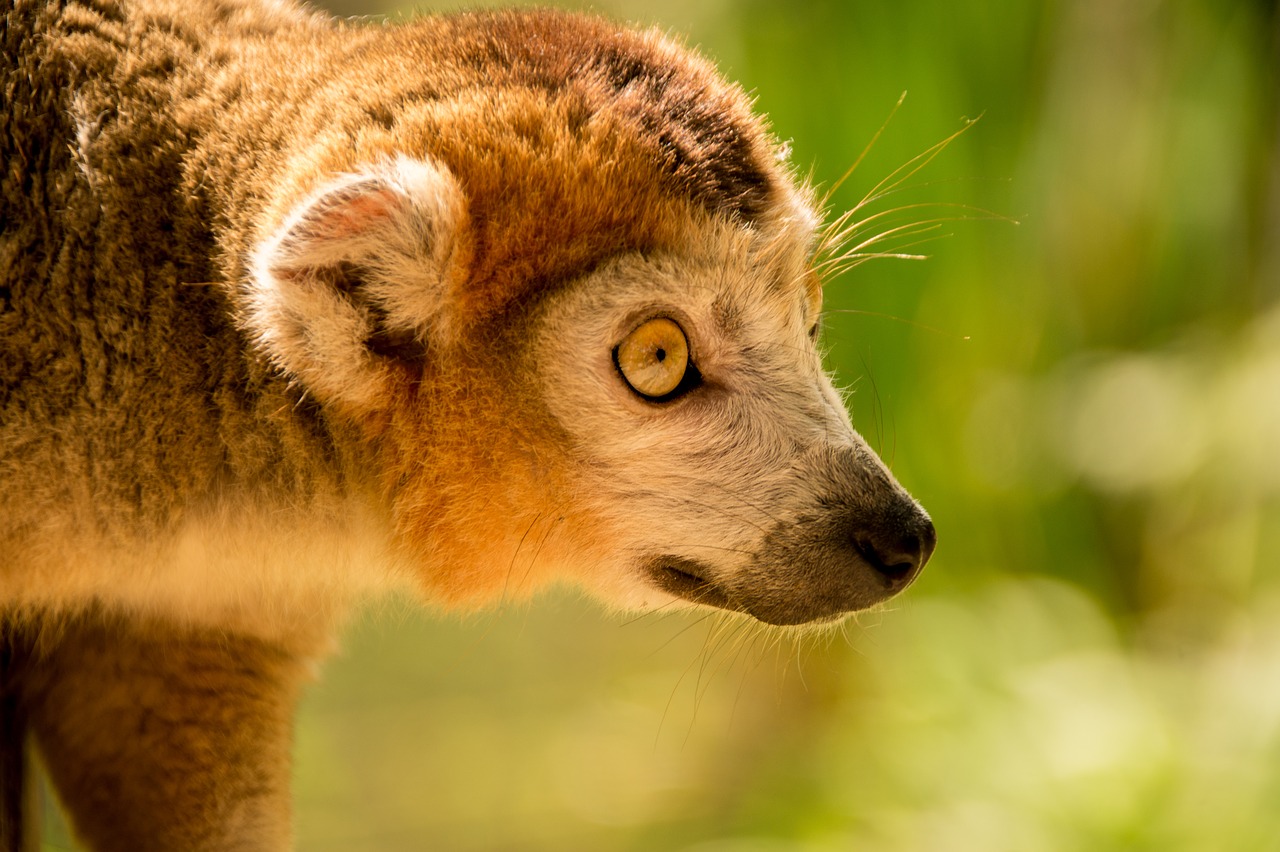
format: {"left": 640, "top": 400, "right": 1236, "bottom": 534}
{"left": 645, "top": 557, "right": 740, "bottom": 613}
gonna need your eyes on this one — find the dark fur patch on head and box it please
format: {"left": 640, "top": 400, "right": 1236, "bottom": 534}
{"left": 310, "top": 9, "right": 796, "bottom": 328}
{"left": 428, "top": 10, "right": 777, "bottom": 224}
{"left": 583, "top": 41, "right": 774, "bottom": 223}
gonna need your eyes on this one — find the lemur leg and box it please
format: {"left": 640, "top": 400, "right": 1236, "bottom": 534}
{"left": 1, "top": 626, "right": 33, "bottom": 852}
{"left": 21, "top": 616, "right": 307, "bottom": 852}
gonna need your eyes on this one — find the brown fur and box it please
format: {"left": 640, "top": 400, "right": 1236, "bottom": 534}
{"left": 1, "top": 0, "right": 935, "bottom": 847}
{"left": 17, "top": 616, "right": 302, "bottom": 850}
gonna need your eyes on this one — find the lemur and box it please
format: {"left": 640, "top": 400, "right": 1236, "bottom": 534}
{"left": 0, "top": 0, "right": 936, "bottom": 848}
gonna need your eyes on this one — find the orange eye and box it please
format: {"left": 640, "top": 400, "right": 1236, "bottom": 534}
{"left": 615, "top": 317, "right": 691, "bottom": 399}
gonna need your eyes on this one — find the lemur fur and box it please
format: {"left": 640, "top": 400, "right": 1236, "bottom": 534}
{"left": 0, "top": 0, "right": 936, "bottom": 847}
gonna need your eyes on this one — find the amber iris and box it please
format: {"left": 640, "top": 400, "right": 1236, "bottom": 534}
{"left": 616, "top": 317, "right": 690, "bottom": 399}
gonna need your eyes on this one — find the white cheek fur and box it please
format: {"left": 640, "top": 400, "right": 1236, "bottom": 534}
{"left": 532, "top": 224, "right": 858, "bottom": 611}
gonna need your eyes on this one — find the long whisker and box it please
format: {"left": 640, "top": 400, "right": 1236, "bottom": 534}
{"left": 661, "top": 614, "right": 731, "bottom": 746}
{"left": 632, "top": 606, "right": 716, "bottom": 650}
{"left": 854, "top": 116, "right": 981, "bottom": 213}
{"left": 820, "top": 202, "right": 1002, "bottom": 261}
{"left": 815, "top": 228, "right": 954, "bottom": 268}
{"left": 818, "top": 183, "right": 965, "bottom": 249}
{"left": 817, "top": 204, "right": 1013, "bottom": 283}
{"left": 617, "top": 598, "right": 693, "bottom": 629}
{"left": 820, "top": 91, "right": 907, "bottom": 204}
{"left": 499, "top": 512, "right": 543, "bottom": 607}
{"left": 686, "top": 616, "right": 754, "bottom": 745}
{"left": 729, "top": 629, "right": 771, "bottom": 728}
{"left": 656, "top": 471, "right": 784, "bottom": 527}
{"left": 864, "top": 356, "right": 884, "bottom": 456}
{"left": 825, "top": 309, "right": 972, "bottom": 342}
{"left": 512, "top": 513, "right": 559, "bottom": 594}
{"left": 825, "top": 203, "right": 1012, "bottom": 256}
{"left": 660, "top": 542, "right": 755, "bottom": 556}
{"left": 810, "top": 113, "right": 1014, "bottom": 298}
{"left": 652, "top": 493, "right": 770, "bottom": 535}
{"left": 705, "top": 618, "right": 761, "bottom": 704}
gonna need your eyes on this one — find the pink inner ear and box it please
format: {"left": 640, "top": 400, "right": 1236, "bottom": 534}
{"left": 279, "top": 182, "right": 406, "bottom": 256}
{"left": 312, "top": 186, "right": 402, "bottom": 239}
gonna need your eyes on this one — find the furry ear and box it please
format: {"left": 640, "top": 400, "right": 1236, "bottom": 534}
{"left": 246, "top": 157, "right": 470, "bottom": 410}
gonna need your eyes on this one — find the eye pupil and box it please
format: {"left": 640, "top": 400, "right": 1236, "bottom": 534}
{"left": 656, "top": 348, "right": 666, "bottom": 362}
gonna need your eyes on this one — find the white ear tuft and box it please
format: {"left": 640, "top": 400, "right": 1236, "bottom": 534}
{"left": 247, "top": 157, "right": 470, "bottom": 410}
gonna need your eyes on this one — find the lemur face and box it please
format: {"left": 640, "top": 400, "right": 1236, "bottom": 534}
{"left": 531, "top": 222, "right": 935, "bottom": 625}
{"left": 245, "top": 11, "right": 935, "bottom": 625}
{"left": 250, "top": 167, "right": 933, "bottom": 628}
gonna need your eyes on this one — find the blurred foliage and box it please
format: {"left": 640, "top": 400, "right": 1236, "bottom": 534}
{"left": 76, "top": 0, "right": 1277, "bottom": 849}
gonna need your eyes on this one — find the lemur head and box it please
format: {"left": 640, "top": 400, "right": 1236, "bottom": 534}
{"left": 246, "top": 10, "right": 934, "bottom": 626}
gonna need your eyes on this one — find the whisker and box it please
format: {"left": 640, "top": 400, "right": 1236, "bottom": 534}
{"left": 686, "top": 616, "right": 753, "bottom": 745}
{"left": 824, "top": 308, "right": 972, "bottom": 342}
{"left": 708, "top": 619, "right": 761, "bottom": 705}
{"left": 742, "top": 339, "right": 826, "bottom": 359}
{"left": 499, "top": 512, "right": 542, "bottom": 607}
{"left": 660, "top": 542, "right": 756, "bottom": 556}
{"left": 889, "top": 402, "right": 898, "bottom": 468}
{"left": 729, "top": 629, "right": 771, "bottom": 728}
{"left": 635, "top": 607, "right": 716, "bottom": 652}
{"left": 655, "top": 472, "right": 784, "bottom": 527}
{"left": 818, "top": 229, "right": 957, "bottom": 269}
{"left": 816, "top": 219, "right": 947, "bottom": 266}
{"left": 861, "top": 354, "right": 885, "bottom": 456}
{"left": 819, "top": 91, "right": 907, "bottom": 205}
{"left": 855, "top": 116, "right": 980, "bottom": 213}
{"left": 820, "top": 200, "right": 1013, "bottom": 266}
{"left": 655, "top": 622, "right": 708, "bottom": 749}
{"left": 512, "top": 514, "right": 560, "bottom": 595}
{"left": 699, "top": 617, "right": 751, "bottom": 700}
{"left": 636, "top": 491, "right": 769, "bottom": 536}
{"left": 808, "top": 112, "right": 1017, "bottom": 306}
{"left": 820, "top": 204, "right": 996, "bottom": 261}
{"left": 617, "top": 587, "right": 710, "bottom": 627}
{"left": 675, "top": 615, "right": 732, "bottom": 744}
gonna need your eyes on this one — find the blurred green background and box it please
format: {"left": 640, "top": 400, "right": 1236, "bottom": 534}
{"left": 137, "top": 0, "right": 1280, "bottom": 849}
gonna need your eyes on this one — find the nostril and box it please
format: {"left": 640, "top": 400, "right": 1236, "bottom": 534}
{"left": 854, "top": 501, "right": 935, "bottom": 580}
{"left": 853, "top": 533, "right": 921, "bottom": 583}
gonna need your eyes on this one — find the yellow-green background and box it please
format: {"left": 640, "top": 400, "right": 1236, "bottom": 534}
{"left": 52, "top": 0, "right": 1280, "bottom": 849}
{"left": 300, "top": 1, "right": 1280, "bottom": 849}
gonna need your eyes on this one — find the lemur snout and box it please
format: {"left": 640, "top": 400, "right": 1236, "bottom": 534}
{"left": 702, "top": 442, "right": 934, "bottom": 626}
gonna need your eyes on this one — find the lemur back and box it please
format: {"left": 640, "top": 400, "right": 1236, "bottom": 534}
{"left": 0, "top": 0, "right": 935, "bottom": 848}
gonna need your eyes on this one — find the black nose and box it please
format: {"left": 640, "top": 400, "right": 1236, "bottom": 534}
{"left": 851, "top": 508, "right": 936, "bottom": 591}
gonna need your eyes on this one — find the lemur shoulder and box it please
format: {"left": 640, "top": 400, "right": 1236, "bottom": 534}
{"left": 0, "top": 0, "right": 936, "bottom": 848}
